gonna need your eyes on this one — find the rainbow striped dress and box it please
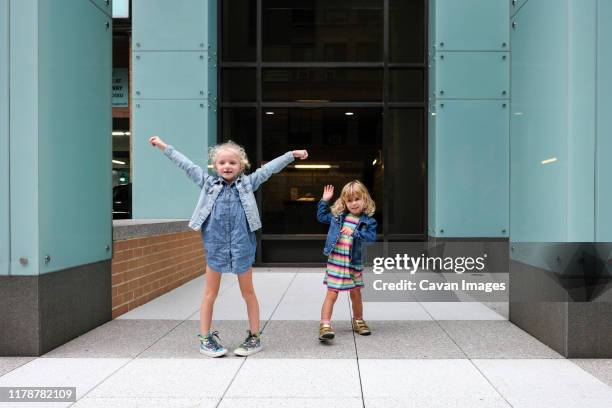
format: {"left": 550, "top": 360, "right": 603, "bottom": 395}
{"left": 323, "top": 213, "right": 364, "bottom": 291}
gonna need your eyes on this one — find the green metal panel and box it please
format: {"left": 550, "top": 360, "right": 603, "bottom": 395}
{"left": 133, "top": 0, "right": 206, "bottom": 50}
{"left": 567, "top": 0, "right": 596, "bottom": 242}
{"left": 510, "top": 0, "right": 569, "bottom": 242}
{"left": 597, "top": 0, "right": 612, "bottom": 241}
{"left": 9, "top": 0, "right": 39, "bottom": 276}
{"left": 132, "top": 100, "right": 208, "bottom": 218}
{"left": 433, "top": 100, "right": 509, "bottom": 237}
{"left": 435, "top": 0, "right": 509, "bottom": 51}
{"left": 89, "top": 0, "right": 112, "bottom": 17}
{"left": 435, "top": 52, "right": 509, "bottom": 99}
{"left": 37, "top": 0, "right": 112, "bottom": 273}
{"left": 207, "top": 0, "right": 217, "bottom": 147}
{"left": 0, "top": 0, "right": 8, "bottom": 275}
{"left": 510, "top": 0, "right": 528, "bottom": 18}
{"left": 133, "top": 51, "right": 207, "bottom": 99}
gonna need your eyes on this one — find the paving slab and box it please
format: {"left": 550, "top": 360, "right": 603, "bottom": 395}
{"left": 420, "top": 302, "right": 506, "bottom": 320}
{"left": 571, "top": 359, "right": 612, "bottom": 388}
{"left": 354, "top": 321, "right": 465, "bottom": 359}
{"left": 0, "top": 358, "right": 35, "bottom": 377}
{"left": 359, "top": 359, "right": 511, "bottom": 408}
{"left": 42, "top": 320, "right": 180, "bottom": 358}
{"left": 218, "top": 397, "right": 362, "bottom": 407}
{"left": 187, "top": 273, "right": 295, "bottom": 321}
{"left": 73, "top": 397, "right": 216, "bottom": 408}
{"left": 474, "top": 359, "right": 612, "bottom": 408}
{"left": 138, "top": 320, "right": 261, "bottom": 359}
{"left": 438, "top": 321, "right": 562, "bottom": 359}
{"left": 358, "top": 301, "right": 433, "bottom": 320}
{"left": 0, "top": 358, "right": 129, "bottom": 407}
{"left": 225, "top": 359, "right": 361, "bottom": 398}
{"left": 271, "top": 274, "right": 351, "bottom": 320}
{"left": 250, "top": 320, "right": 356, "bottom": 359}
{"left": 87, "top": 359, "right": 242, "bottom": 399}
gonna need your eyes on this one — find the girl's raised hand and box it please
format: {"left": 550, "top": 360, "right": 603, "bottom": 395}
{"left": 148, "top": 136, "right": 167, "bottom": 150}
{"left": 322, "top": 185, "right": 334, "bottom": 201}
{"left": 292, "top": 149, "right": 308, "bottom": 160}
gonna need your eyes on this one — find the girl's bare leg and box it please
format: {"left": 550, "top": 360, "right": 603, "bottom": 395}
{"left": 321, "top": 290, "right": 339, "bottom": 322}
{"left": 200, "top": 266, "right": 221, "bottom": 334}
{"left": 349, "top": 289, "right": 364, "bottom": 319}
{"left": 237, "top": 268, "right": 260, "bottom": 333}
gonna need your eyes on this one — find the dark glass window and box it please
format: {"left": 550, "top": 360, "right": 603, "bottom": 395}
{"left": 222, "top": 0, "right": 256, "bottom": 61}
{"left": 222, "top": 69, "right": 256, "bottom": 102}
{"left": 389, "top": 69, "right": 424, "bottom": 102}
{"left": 221, "top": 108, "right": 257, "bottom": 165}
{"left": 262, "top": 0, "right": 383, "bottom": 62}
{"left": 261, "top": 108, "right": 383, "bottom": 234}
{"left": 387, "top": 109, "right": 425, "bottom": 234}
{"left": 389, "top": 0, "right": 425, "bottom": 63}
{"left": 263, "top": 69, "right": 382, "bottom": 102}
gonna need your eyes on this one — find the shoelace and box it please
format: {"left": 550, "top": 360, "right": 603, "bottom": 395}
{"left": 203, "top": 331, "right": 223, "bottom": 350}
{"left": 241, "top": 333, "right": 259, "bottom": 349}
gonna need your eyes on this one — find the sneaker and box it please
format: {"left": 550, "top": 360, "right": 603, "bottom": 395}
{"left": 198, "top": 331, "right": 228, "bottom": 357}
{"left": 352, "top": 318, "right": 371, "bottom": 336}
{"left": 319, "top": 323, "right": 335, "bottom": 341}
{"left": 234, "top": 330, "right": 263, "bottom": 356}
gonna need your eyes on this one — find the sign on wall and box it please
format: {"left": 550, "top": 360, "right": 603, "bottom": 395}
{"left": 112, "top": 68, "right": 129, "bottom": 107}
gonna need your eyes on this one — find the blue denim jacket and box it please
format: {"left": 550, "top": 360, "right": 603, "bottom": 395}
{"left": 163, "top": 146, "right": 295, "bottom": 231}
{"left": 317, "top": 200, "right": 377, "bottom": 266}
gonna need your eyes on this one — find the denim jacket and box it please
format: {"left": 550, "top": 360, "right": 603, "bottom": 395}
{"left": 163, "top": 145, "right": 295, "bottom": 231}
{"left": 317, "top": 200, "right": 377, "bottom": 266}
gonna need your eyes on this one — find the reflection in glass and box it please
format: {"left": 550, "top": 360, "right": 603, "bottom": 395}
{"left": 222, "top": 69, "right": 256, "bottom": 102}
{"left": 263, "top": 69, "right": 382, "bottom": 102}
{"left": 388, "top": 109, "right": 425, "bottom": 234}
{"left": 222, "top": 0, "right": 256, "bottom": 61}
{"left": 389, "top": 0, "right": 425, "bottom": 63}
{"left": 389, "top": 69, "right": 425, "bottom": 102}
{"left": 262, "top": 0, "right": 383, "bottom": 62}
{"left": 221, "top": 108, "right": 257, "bottom": 168}
{"left": 261, "top": 108, "right": 383, "bottom": 234}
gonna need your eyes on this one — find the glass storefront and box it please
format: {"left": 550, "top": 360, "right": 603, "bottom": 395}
{"left": 220, "top": 0, "right": 427, "bottom": 263}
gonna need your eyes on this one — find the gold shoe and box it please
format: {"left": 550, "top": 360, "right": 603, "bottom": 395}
{"left": 352, "top": 318, "right": 371, "bottom": 335}
{"left": 319, "top": 323, "right": 335, "bottom": 341}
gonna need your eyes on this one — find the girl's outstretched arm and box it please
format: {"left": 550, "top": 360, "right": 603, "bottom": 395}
{"left": 149, "top": 136, "right": 209, "bottom": 188}
{"left": 248, "top": 150, "right": 308, "bottom": 191}
{"left": 316, "top": 186, "right": 334, "bottom": 224}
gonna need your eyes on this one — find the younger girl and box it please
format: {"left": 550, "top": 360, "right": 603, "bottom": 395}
{"left": 149, "top": 136, "right": 308, "bottom": 356}
{"left": 316, "top": 181, "right": 377, "bottom": 341}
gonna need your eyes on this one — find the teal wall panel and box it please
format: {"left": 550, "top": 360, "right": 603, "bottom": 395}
{"left": 432, "top": 101, "right": 509, "bottom": 237}
{"left": 37, "top": 0, "right": 112, "bottom": 274}
{"left": 567, "top": 0, "right": 596, "bottom": 242}
{"left": 132, "top": 0, "right": 216, "bottom": 220}
{"left": 133, "top": 0, "right": 206, "bottom": 51}
{"left": 434, "top": 0, "right": 509, "bottom": 50}
{"left": 9, "top": 0, "right": 39, "bottom": 275}
{"left": 132, "top": 100, "right": 207, "bottom": 218}
{"left": 597, "top": 0, "right": 612, "bottom": 241}
{"left": 133, "top": 52, "right": 207, "bottom": 99}
{"left": 427, "top": 103, "right": 437, "bottom": 236}
{"left": 510, "top": 0, "right": 568, "bottom": 242}
{"left": 89, "top": 0, "right": 112, "bottom": 17}
{"left": 0, "top": 0, "right": 8, "bottom": 275}
{"left": 435, "top": 52, "right": 509, "bottom": 99}
{"left": 510, "top": 0, "right": 528, "bottom": 17}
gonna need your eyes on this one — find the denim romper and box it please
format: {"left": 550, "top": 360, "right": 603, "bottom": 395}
{"left": 202, "top": 181, "right": 256, "bottom": 274}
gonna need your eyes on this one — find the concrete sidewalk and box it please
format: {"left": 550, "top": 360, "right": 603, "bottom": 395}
{"left": 1, "top": 269, "right": 612, "bottom": 407}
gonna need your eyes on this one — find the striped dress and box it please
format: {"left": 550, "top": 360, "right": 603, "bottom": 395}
{"left": 323, "top": 213, "right": 364, "bottom": 291}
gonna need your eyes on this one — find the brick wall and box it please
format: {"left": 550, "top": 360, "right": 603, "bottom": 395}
{"left": 111, "top": 231, "right": 205, "bottom": 318}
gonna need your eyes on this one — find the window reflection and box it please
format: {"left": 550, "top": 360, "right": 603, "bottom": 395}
{"left": 261, "top": 108, "right": 383, "bottom": 234}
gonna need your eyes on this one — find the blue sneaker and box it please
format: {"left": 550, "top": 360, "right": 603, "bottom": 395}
{"left": 233, "top": 330, "right": 263, "bottom": 356}
{"left": 198, "top": 331, "right": 228, "bottom": 357}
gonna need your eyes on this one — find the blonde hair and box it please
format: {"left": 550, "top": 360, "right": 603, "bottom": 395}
{"left": 208, "top": 140, "right": 251, "bottom": 172}
{"left": 330, "top": 180, "right": 376, "bottom": 217}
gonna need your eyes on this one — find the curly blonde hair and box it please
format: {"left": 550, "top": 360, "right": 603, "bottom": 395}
{"left": 330, "top": 180, "right": 376, "bottom": 217}
{"left": 208, "top": 140, "right": 251, "bottom": 172}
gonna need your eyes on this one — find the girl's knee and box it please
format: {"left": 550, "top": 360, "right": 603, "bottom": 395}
{"left": 326, "top": 290, "right": 339, "bottom": 301}
{"left": 241, "top": 289, "right": 257, "bottom": 301}
{"left": 203, "top": 290, "right": 218, "bottom": 303}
